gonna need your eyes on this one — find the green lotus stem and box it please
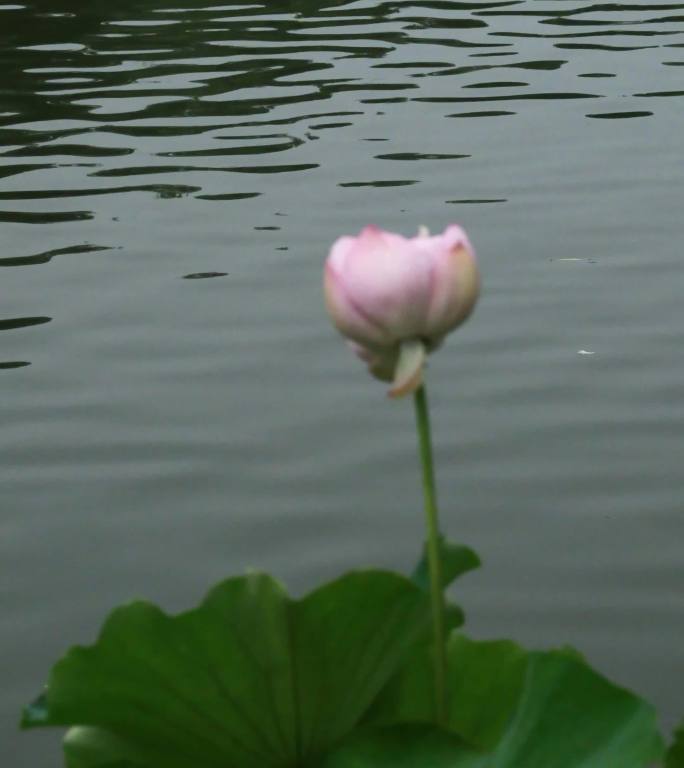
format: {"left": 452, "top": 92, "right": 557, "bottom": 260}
{"left": 413, "top": 383, "right": 448, "bottom": 726}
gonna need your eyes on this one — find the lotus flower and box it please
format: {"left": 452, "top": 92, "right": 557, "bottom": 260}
{"left": 324, "top": 224, "right": 479, "bottom": 397}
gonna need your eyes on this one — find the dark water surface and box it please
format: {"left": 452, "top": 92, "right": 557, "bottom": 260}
{"left": 2, "top": 1, "right": 683, "bottom": 763}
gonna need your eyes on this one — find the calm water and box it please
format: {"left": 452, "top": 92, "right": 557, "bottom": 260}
{"left": 2, "top": 1, "right": 683, "bottom": 764}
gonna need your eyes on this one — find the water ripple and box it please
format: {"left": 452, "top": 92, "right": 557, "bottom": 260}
{"left": 0, "top": 243, "right": 112, "bottom": 267}
{"left": 0, "top": 315, "right": 51, "bottom": 331}
{"left": 0, "top": 209, "right": 93, "bottom": 223}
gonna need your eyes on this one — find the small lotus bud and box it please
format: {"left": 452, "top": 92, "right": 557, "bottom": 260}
{"left": 324, "top": 224, "right": 479, "bottom": 397}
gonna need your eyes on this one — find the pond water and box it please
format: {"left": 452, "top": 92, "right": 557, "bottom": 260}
{"left": 2, "top": 1, "right": 683, "bottom": 764}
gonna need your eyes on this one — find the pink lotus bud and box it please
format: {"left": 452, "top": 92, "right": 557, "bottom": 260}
{"left": 324, "top": 224, "right": 479, "bottom": 398}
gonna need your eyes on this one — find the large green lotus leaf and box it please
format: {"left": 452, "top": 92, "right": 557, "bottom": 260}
{"left": 22, "top": 571, "right": 430, "bottom": 768}
{"left": 666, "top": 722, "right": 684, "bottom": 768}
{"left": 360, "top": 634, "right": 663, "bottom": 768}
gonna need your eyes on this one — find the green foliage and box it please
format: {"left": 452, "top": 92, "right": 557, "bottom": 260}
{"left": 410, "top": 535, "right": 481, "bottom": 638}
{"left": 667, "top": 722, "right": 684, "bottom": 768}
{"left": 63, "top": 728, "right": 147, "bottom": 768}
{"left": 411, "top": 537, "right": 480, "bottom": 593}
{"left": 21, "top": 546, "right": 664, "bottom": 768}
{"left": 23, "top": 571, "right": 431, "bottom": 768}
{"left": 320, "top": 723, "right": 482, "bottom": 768}
{"left": 358, "top": 634, "right": 664, "bottom": 768}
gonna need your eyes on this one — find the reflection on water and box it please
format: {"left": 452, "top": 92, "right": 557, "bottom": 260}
{"left": 2, "top": 2, "right": 684, "bottom": 764}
